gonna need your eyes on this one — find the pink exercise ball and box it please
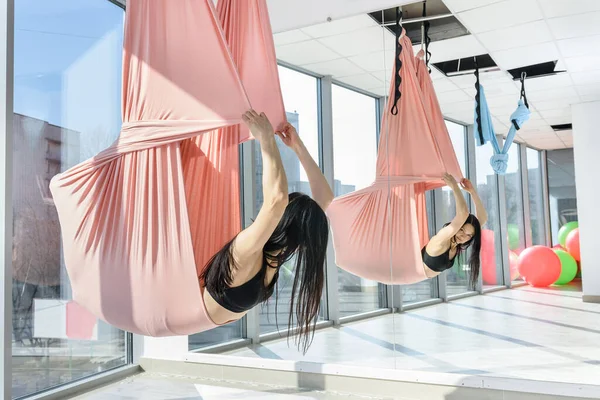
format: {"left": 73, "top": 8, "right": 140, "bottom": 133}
{"left": 517, "top": 246, "right": 561, "bottom": 287}
{"left": 480, "top": 229, "right": 497, "bottom": 285}
{"left": 552, "top": 244, "right": 564, "bottom": 250}
{"left": 565, "top": 228, "right": 580, "bottom": 261}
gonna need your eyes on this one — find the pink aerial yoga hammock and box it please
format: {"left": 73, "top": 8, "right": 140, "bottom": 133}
{"left": 326, "top": 30, "right": 463, "bottom": 285}
{"left": 49, "top": 0, "right": 285, "bottom": 336}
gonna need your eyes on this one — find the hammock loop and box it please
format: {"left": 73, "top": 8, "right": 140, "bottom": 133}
{"left": 520, "top": 71, "right": 529, "bottom": 109}
{"left": 422, "top": 1, "right": 432, "bottom": 73}
{"left": 390, "top": 7, "right": 403, "bottom": 116}
{"left": 473, "top": 56, "right": 484, "bottom": 145}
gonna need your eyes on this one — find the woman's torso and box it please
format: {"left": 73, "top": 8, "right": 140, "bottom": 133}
{"left": 203, "top": 252, "right": 279, "bottom": 325}
{"left": 422, "top": 240, "right": 457, "bottom": 278}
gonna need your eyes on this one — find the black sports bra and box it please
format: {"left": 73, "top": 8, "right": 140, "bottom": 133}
{"left": 421, "top": 245, "right": 456, "bottom": 273}
{"left": 207, "top": 261, "right": 279, "bottom": 314}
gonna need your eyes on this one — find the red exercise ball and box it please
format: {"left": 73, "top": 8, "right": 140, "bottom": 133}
{"left": 517, "top": 246, "right": 561, "bottom": 287}
{"left": 565, "top": 228, "right": 580, "bottom": 261}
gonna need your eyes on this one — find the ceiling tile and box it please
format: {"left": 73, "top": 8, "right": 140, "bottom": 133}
{"left": 539, "top": 108, "right": 571, "bottom": 120}
{"left": 575, "top": 84, "right": 600, "bottom": 97}
{"left": 336, "top": 73, "right": 383, "bottom": 90}
{"left": 527, "top": 86, "right": 579, "bottom": 102}
{"left": 564, "top": 55, "right": 600, "bottom": 72}
{"left": 428, "top": 35, "right": 487, "bottom": 63}
{"left": 317, "top": 26, "right": 395, "bottom": 58}
{"left": 580, "top": 93, "right": 600, "bottom": 102}
{"left": 443, "top": 0, "right": 505, "bottom": 13}
{"left": 491, "top": 42, "right": 560, "bottom": 70}
{"left": 302, "top": 58, "right": 365, "bottom": 77}
{"left": 556, "top": 35, "right": 600, "bottom": 58}
{"left": 545, "top": 116, "right": 572, "bottom": 126}
{"left": 448, "top": 74, "right": 476, "bottom": 89}
{"left": 440, "top": 100, "right": 474, "bottom": 114}
{"left": 436, "top": 89, "right": 472, "bottom": 104}
{"left": 477, "top": 21, "right": 553, "bottom": 52}
{"left": 300, "top": 15, "right": 377, "bottom": 39}
{"left": 540, "top": 0, "right": 600, "bottom": 18}
{"left": 522, "top": 74, "right": 573, "bottom": 92}
{"left": 570, "top": 70, "right": 600, "bottom": 85}
{"left": 457, "top": 0, "right": 543, "bottom": 34}
{"left": 432, "top": 78, "right": 460, "bottom": 94}
{"left": 531, "top": 97, "right": 580, "bottom": 111}
{"left": 547, "top": 12, "right": 600, "bottom": 40}
{"left": 274, "top": 30, "right": 312, "bottom": 46}
{"left": 276, "top": 40, "right": 341, "bottom": 65}
{"left": 429, "top": 67, "right": 446, "bottom": 80}
{"left": 348, "top": 51, "right": 390, "bottom": 72}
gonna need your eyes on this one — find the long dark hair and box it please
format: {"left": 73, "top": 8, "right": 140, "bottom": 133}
{"left": 201, "top": 192, "right": 329, "bottom": 354}
{"left": 444, "top": 214, "right": 481, "bottom": 290}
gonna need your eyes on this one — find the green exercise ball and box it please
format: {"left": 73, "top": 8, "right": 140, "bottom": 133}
{"left": 552, "top": 249, "right": 578, "bottom": 285}
{"left": 507, "top": 223, "right": 520, "bottom": 250}
{"left": 558, "top": 221, "right": 578, "bottom": 247}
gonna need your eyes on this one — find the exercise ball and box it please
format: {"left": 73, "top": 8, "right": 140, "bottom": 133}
{"left": 509, "top": 250, "right": 520, "bottom": 280}
{"left": 481, "top": 229, "right": 498, "bottom": 285}
{"left": 552, "top": 244, "right": 564, "bottom": 250}
{"left": 558, "top": 221, "right": 578, "bottom": 247}
{"left": 565, "top": 228, "right": 580, "bottom": 261}
{"left": 507, "top": 224, "right": 520, "bottom": 250}
{"left": 552, "top": 249, "right": 578, "bottom": 285}
{"left": 517, "top": 246, "right": 561, "bottom": 287}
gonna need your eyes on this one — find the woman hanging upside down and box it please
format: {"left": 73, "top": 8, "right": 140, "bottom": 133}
{"left": 200, "top": 110, "right": 334, "bottom": 354}
{"left": 422, "top": 173, "right": 488, "bottom": 290}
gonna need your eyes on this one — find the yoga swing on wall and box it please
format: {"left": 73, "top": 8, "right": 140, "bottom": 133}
{"left": 326, "top": 9, "right": 463, "bottom": 285}
{"left": 49, "top": 0, "right": 286, "bottom": 336}
{"left": 473, "top": 58, "right": 531, "bottom": 174}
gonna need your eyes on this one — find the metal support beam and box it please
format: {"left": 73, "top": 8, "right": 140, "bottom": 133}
{"left": 240, "top": 140, "right": 261, "bottom": 342}
{"left": 541, "top": 150, "right": 552, "bottom": 246}
{"left": 0, "top": 0, "right": 14, "bottom": 397}
{"left": 495, "top": 135, "right": 511, "bottom": 288}
{"left": 520, "top": 145, "right": 533, "bottom": 248}
{"left": 465, "top": 125, "right": 483, "bottom": 294}
{"left": 319, "top": 76, "right": 340, "bottom": 325}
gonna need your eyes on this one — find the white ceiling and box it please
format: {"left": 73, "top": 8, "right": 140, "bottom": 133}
{"left": 271, "top": 0, "right": 600, "bottom": 150}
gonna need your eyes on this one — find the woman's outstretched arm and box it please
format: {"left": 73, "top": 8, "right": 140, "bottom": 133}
{"left": 430, "top": 173, "right": 470, "bottom": 244}
{"left": 276, "top": 122, "right": 334, "bottom": 211}
{"left": 461, "top": 178, "right": 488, "bottom": 226}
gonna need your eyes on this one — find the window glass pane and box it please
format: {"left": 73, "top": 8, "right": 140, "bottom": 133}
{"left": 505, "top": 145, "right": 525, "bottom": 282}
{"left": 527, "top": 148, "right": 546, "bottom": 245}
{"left": 547, "top": 149, "right": 578, "bottom": 245}
{"left": 332, "top": 84, "right": 386, "bottom": 317}
{"left": 256, "top": 66, "right": 326, "bottom": 335}
{"left": 434, "top": 121, "right": 472, "bottom": 296}
{"left": 12, "top": 2, "right": 127, "bottom": 397}
{"left": 476, "top": 144, "right": 505, "bottom": 288}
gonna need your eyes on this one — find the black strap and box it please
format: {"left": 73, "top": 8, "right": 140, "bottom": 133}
{"left": 422, "top": 2, "right": 431, "bottom": 73}
{"left": 390, "top": 7, "right": 403, "bottom": 115}
{"left": 520, "top": 71, "right": 529, "bottom": 109}
{"left": 474, "top": 56, "right": 484, "bottom": 145}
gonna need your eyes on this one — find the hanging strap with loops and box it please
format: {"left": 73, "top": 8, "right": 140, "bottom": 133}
{"left": 390, "top": 7, "right": 403, "bottom": 115}
{"left": 473, "top": 56, "right": 484, "bottom": 146}
{"left": 422, "top": 1, "right": 432, "bottom": 73}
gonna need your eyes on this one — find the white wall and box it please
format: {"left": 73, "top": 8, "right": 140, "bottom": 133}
{"left": 572, "top": 101, "right": 600, "bottom": 301}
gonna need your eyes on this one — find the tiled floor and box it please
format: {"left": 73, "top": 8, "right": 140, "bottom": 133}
{"left": 70, "top": 373, "right": 389, "bottom": 399}
{"left": 227, "top": 283, "right": 600, "bottom": 386}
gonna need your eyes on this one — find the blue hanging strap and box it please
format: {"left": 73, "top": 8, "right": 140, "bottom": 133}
{"left": 473, "top": 69, "right": 531, "bottom": 174}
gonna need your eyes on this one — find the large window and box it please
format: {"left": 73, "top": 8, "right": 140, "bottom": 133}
{"left": 527, "top": 148, "right": 546, "bottom": 245}
{"left": 505, "top": 145, "right": 525, "bottom": 282}
{"left": 547, "top": 149, "right": 577, "bottom": 245}
{"left": 475, "top": 144, "right": 505, "bottom": 288}
{"left": 256, "top": 66, "right": 325, "bottom": 334}
{"left": 332, "top": 84, "right": 385, "bottom": 317}
{"left": 12, "top": 2, "right": 127, "bottom": 397}
{"left": 435, "top": 121, "right": 471, "bottom": 296}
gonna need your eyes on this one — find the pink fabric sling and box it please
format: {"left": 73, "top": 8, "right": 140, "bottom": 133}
{"left": 326, "top": 31, "right": 463, "bottom": 285}
{"left": 49, "top": 0, "right": 284, "bottom": 336}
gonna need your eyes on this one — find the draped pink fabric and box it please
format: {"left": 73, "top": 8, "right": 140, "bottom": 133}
{"left": 49, "top": 0, "right": 284, "bottom": 336}
{"left": 326, "top": 32, "right": 463, "bottom": 285}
